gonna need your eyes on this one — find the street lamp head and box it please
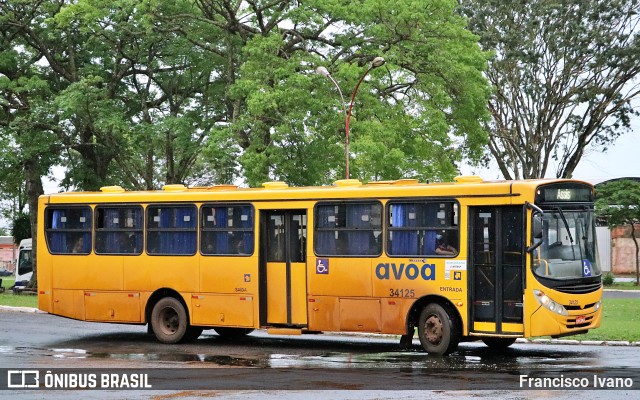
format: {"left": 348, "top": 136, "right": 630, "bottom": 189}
{"left": 371, "top": 57, "right": 385, "bottom": 68}
{"left": 316, "top": 66, "right": 331, "bottom": 77}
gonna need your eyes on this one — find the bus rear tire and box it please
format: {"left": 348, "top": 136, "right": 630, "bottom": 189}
{"left": 482, "top": 337, "right": 516, "bottom": 350}
{"left": 417, "top": 303, "right": 460, "bottom": 356}
{"left": 151, "top": 297, "right": 189, "bottom": 344}
{"left": 214, "top": 327, "right": 254, "bottom": 338}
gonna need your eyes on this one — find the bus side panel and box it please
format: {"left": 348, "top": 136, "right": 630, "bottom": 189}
{"left": 124, "top": 255, "right": 198, "bottom": 292}
{"left": 339, "top": 298, "right": 381, "bottom": 332}
{"left": 191, "top": 294, "right": 254, "bottom": 327}
{"left": 307, "top": 257, "right": 373, "bottom": 297}
{"left": 380, "top": 298, "right": 412, "bottom": 334}
{"left": 53, "top": 255, "right": 122, "bottom": 290}
{"left": 37, "top": 197, "right": 52, "bottom": 313}
{"left": 199, "top": 256, "right": 258, "bottom": 295}
{"left": 307, "top": 296, "right": 405, "bottom": 334}
{"left": 307, "top": 295, "right": 339, "bottom": 331}
{"left": 84, "top": 291, "right": 141, "bottom": 323}
{"left": 52, "top": 289, "right": 85, "bottom": 320}
{"left": 37, "top": 247, "right": 53, "bottom": 314}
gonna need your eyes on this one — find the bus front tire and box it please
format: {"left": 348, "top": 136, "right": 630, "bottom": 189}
{"left": 482, "top": 337, "right": 516, "bottom": 350}
{"left": 214, "top": 327, "right": 254, "bottom": 338}
{"left": 417, "top": 303, "right": 460, "bottom": 356}
{"left": 151, "top": 297, "right": 189, "bottom": 344}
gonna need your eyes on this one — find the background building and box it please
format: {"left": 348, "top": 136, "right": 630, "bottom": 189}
{"left": 0, "top": 236, "right": 16, "bottom": 273}
{"left": 595, "top": 177, "right": 640, "bottom": 276}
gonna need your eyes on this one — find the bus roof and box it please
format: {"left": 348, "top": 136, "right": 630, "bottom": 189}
{"left": 41, "top": 176, "right": 593, "bottom": 205}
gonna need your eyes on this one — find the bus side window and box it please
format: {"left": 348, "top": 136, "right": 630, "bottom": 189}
{"left": 388, "top": 201, "right": 458, "bottom": 257}
{"left": 314, "top": 202, "right": 381, "bottom": 257}
{"left": 95, "top": 206, "right": 143, "bottom": 255}
{"left": 147, "top": 205, "right": 197, "bottom": 255}
{"left": 45, "top": 207, "right": 92, "bottom": 255}
{"left": 201, "top": 204, "right": 254, "bottom": 256}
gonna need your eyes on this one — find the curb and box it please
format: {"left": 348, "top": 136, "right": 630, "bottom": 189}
{"left": 603, "top": 288, "right": 640, "bottom": 292}
{"left": 515, "top": 337, "right": 639, "bottom": 346}
{"left": 0, "top": 305, "right": 46, "bottom": 314}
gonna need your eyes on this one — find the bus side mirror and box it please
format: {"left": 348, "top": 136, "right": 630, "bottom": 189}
{"left": 528, "top": 212, "right": 543, "bottom": 253}
{"left": 533, "top": 213, "right": 543, "bottom": 240}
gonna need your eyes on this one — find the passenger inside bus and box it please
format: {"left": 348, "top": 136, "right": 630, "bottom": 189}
{"left": 71, "top": 236, "right": 85, "bottom": 253}
{"left": 435, "top": 232, "right": 457, "bottom": 256}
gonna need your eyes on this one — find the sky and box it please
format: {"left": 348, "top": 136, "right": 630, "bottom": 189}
{"left": 460, "top": 117, "right": 640, "bottom": 185}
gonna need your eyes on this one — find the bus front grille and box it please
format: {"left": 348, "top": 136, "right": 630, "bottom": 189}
{"left": 554, "top": 282, "right": 602, "bottom": 294}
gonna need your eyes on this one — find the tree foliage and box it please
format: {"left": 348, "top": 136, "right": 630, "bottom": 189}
{"left": 596, "top": 179, "right": 640, "bottom": 285}
{"left": 11, "top": 212, "right": 31, "bottom": 245}
{"left": 460, "top": 0, "right": 640, "bottom": 179}
{"left": 2, "top": 0, "right": 491, "bottom": 189}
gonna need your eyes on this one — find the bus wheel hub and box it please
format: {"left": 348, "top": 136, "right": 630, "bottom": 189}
{"left": 161, "top": 308, "right": 179, "bottom": 333}
{"left": 425, "top": 315, "right": 443, "bottom": 344}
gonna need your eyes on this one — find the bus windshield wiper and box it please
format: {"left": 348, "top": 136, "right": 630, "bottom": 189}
{"left": 554, "top": 207, "right": 574, "bottom": 244}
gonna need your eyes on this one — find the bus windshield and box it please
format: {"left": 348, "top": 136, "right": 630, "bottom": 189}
{"left": 534, "top": 209, "right": 601, "bottom": 280}
{"left": 18, "top": 249, "right": 33, "bottom": 276}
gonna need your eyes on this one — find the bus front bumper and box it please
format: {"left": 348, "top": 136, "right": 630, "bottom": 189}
{"left": 529, "top": 303, "right": 602, "bottom": 338}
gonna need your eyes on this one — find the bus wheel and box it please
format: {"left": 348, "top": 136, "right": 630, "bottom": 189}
{"left": 482, "top": 337, "right": 516, "bottom": 350}
{"left": 151, "top": 297, "right": 188, "bottom": 344}
{"left": 214, "top": 327, "right": 254, "bottom": 338}
{"left": 417, "top": 303, "right": 460, "bottom": 356}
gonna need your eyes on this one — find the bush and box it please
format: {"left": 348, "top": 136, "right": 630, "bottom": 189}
{"left": 602, "top": 272, "right": 615, "bottom": 286}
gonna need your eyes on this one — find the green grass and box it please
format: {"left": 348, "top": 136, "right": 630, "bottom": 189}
{"left": 0, "top": 277, "right": 38, "bottom": 308}
{"left": 569, "top": 298, "right": 640, "bottom": 342}
{"left": 604, "top": 281, "right": 640, "bottom": 290}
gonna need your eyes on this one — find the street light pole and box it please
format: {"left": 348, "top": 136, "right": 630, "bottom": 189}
{"left": 317, "top": 57, "right": 385, "bottom": 179}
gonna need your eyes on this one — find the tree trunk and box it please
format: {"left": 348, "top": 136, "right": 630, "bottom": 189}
{"left": 632, "top": 224, "right": 640, "bottom": 287}
{"left": 24, "top": 160, "right": 44, "bottom": 289}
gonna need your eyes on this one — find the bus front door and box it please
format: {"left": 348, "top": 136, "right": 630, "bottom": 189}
{"left": 469, "top": 206, "right": 525, "bottom": 335}
{"left": 261, "top": 211, "right": 307, "bottom": 327}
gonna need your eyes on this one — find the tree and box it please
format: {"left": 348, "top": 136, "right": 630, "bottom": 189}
{"left": 596, "top": 179, "right": 640, "bottom": 286}
{"left": 11, "top": 212, "right": 31, "bottom": 244}
{"left": 0, "top": 0, "right": 64, "bottom": 288}
{"left": 48, "top": 0, "right": 229, "bottom": 190}
{"left": 192, "top": 0, "right": 491, "bottom": 186}
{"left": 460, "top": 0, "right": 640, "bottom": 179}
{"left": 2, "top": 0, "right": 491, "bottom": 192}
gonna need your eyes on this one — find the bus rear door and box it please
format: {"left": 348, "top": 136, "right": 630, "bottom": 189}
{"left": 260, "top": 210, "right": 308, "bottom": 327}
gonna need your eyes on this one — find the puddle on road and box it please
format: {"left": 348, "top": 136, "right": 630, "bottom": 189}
{"left": 0, "top": 338, "right": 604, "bottom": 372}
{"left": 87, "top": 352, "right": 262, "bottom": 366}
{"left": 51, "top": 348, "right": 88, "bottom": 359}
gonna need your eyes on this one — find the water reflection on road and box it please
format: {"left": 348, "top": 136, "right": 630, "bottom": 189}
{"left": 2, "top": 328, "right": 614, "bottom": 373}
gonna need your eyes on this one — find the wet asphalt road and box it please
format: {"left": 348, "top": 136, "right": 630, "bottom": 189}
{"left": 1, "top": 309, "right": 639, "bottom": 399}
{"left": 603, "top": 289, "right": 640, "bottom": 298}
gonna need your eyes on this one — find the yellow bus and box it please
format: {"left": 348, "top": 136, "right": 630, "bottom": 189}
{"left": 37, "top": 177, "right": 602, "bottom": 355}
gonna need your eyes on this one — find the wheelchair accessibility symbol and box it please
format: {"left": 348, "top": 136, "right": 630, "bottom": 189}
{"left": 316, "top": 258, "right": 329, "bottom": 274}
{"left": 582, "top": 259, "right": 592, "bottom": 277}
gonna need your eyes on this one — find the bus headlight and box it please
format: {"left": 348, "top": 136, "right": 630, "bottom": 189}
{"left": 533, "top": 289, "right": 568, "bottom": 316}
{"left": 593, "top": 301, "right": 601, "bottom": 312}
